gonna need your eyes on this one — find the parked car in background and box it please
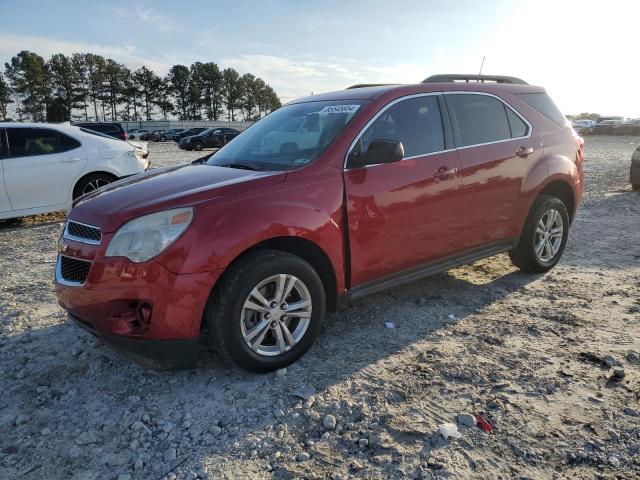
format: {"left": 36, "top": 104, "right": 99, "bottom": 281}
{"left": 597, "top": 119, "right": 623, "bottom": 127}
{"left": 0, "top": 123, "right": 150, "bottom": 220}
{"left": 596, "top": 116, "right": 625, "bottom": 124}
{"left": 174, "top": 127, "right": 208, "bottom": 142}
{"left": 127, "top": 129, "right": 149, "bottom": 140}
{"left": 178, "top": 128, "right": 240, "bottom": 151}
{"left": 140, "top": 129, "right": 166, "bottom": 141}
{"left": 150, "top": 128, "right": 185, "bottom": 142}
{"left": 631, "top": 144, "right": 640, "bottom": 190}
{"left": 571, "top": 119, "right": 596, "bottom": 133}
{"left": 55, "top": 74, "right": 584, "bottom": 371}
{"left": 73, "top": 122, "right": 128, "bottom": 141}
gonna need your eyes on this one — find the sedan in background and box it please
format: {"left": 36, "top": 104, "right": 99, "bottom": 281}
{"left": 150, "top": 128, "right": 185, "bottom": 142}
{"left": 173, "top": 127, "right": 207, "bottom": 142}
{"left": 140, "top": 129, "right": 166, "bottom": 141}
{"left": 631, "top": 144, "right": 640, "bottom": 191}
{"left": 0, "top": 123, "right": 150, "bottom": 220}
{"left": 178, "top": 128, "right": 240, "bottom": 151}
{"left": 127, "top": 128, "right": 149, "bottom": 140}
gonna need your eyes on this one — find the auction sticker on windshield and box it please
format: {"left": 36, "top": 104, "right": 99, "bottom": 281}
{"left": 319, "top": 105, "right": 361, "bottom": 114}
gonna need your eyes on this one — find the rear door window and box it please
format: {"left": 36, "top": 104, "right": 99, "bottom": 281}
{"left": 357, "top": 95, "right": 445, "bottom": 158}
{"left": 448, "top": 94, "right": 512, "bottom": 147}
{"left": 6, "top": 128, "right": 63, "bottom": 158}
{"left": 517, "top": 93, "right": 568, "bottom": 128}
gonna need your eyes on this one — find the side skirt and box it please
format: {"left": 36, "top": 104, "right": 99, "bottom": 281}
{"left": 337, "top": 239, "right": 516, "bottom": 308}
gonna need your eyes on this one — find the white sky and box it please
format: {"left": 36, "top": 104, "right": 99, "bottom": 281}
{"left": 0, "top": 0, "right": 638, "bottom": 117}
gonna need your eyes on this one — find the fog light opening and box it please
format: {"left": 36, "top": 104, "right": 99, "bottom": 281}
{"left": 139, "top": 303, "right": 152, "bottom": 326}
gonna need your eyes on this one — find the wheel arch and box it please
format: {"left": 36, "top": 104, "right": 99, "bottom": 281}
{"left": 537, "top": 179, "right": 576, "bottom": 222}
{"left": 72, "top": 170, "right": 119, "bottom": 199}
{"left": 205, "top": 236, "right": 339, "bottom": 332}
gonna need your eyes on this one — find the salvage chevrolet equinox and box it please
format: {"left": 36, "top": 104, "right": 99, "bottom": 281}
{"left": 55, "top": 74, "right": 584, "bottom": 371}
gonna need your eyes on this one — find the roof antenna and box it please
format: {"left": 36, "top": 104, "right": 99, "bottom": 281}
{"left": 478, "top": 56, "right": 486, "bottom": 75}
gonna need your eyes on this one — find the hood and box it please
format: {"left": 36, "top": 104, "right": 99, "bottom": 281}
{"left": 70, "top": 164, "right": 286, "bottom": 232}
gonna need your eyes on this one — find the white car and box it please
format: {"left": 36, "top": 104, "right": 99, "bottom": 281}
{"left": 0, "top": 123, "right": 150, "bottom": 221}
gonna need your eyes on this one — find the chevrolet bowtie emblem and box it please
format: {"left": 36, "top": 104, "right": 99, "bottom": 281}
{"left": 58, "top": 240, "right": 69, "bottom": 254}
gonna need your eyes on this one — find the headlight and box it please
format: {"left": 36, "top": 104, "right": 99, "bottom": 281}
{"left": 105, "top": 207, "right": 193, "bottom": 262}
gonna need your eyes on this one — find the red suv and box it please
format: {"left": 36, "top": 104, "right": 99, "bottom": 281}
{"left": 55, "top": 74, "right": 584, "bottom": 371}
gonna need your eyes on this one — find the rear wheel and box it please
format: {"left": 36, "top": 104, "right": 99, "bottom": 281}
{"left": 160, "top": 135, "right": 167, "bottom": 142}
{"left": 73, "top": 173, "right": 117, "bottom": 199}
{"left": 205, "top": 250, "right": 326, "bottom": 372}
{"left": 509, "top": 195, "right": 570, "bottom": 273}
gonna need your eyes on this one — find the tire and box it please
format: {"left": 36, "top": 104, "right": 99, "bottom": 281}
{"left": 204, "top": 250, "right": 326, "bottom": 372}
{"left": 194, "top": 142, "right": 203, "bottom": 151}
{"left": 633, "top": 184, "right": 640, "bottom": 191}
{"left": 73, "top": 173, "right": 117, "bottom": 199}
{"left": 160, "top": 135, "right": 167, "bottom": 142}
{"left": 509, "top": 195, "right": 570, "bottom": 273}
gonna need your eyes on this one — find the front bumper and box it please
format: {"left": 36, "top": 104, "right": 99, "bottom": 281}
{"left": 70, "top": 314, "right": 199, "bottom": 369}
{"left": 55, "top": 249, "right": 222, "bottom": 369}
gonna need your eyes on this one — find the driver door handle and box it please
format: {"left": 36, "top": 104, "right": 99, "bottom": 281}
{"left": 434, "top": 166, "right": 458, "bottom": 179}
{"left": 516, "top": 146, "right": 534, "bottom": 158}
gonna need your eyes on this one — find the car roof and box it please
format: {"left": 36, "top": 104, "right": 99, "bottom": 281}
{"left": 288, "top": 81, "right": 545, "bottom": 105}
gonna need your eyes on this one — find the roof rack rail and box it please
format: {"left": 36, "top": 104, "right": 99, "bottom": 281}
{"left": 346, "top": 83, "right": 397, "bottom": 89}
{"left": 422, "top": 74, "right": 528, "bottom": 85}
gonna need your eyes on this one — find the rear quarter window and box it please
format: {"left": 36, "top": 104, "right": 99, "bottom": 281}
{"left": 517, "top": 93, "right": 568, "bottom": 128}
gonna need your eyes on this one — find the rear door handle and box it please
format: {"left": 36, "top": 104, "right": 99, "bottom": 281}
{"left": 61, "top": 157, "right": 81, "bottom": 163}
{"left": 434, "top": 166, "right": 458, "bottom": 179}
{"left": 516, "top": 146, "right": 534, "bottom": 158}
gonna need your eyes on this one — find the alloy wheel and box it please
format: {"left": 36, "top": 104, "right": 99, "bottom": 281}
{"left": 240, "top": 274, "right": 312, "bottom": 357}
{"left": 82, "top": 178, "right": 110, "bottom": 195}
{"left": 534, "top": 208, "right": 564, "bottom": 262}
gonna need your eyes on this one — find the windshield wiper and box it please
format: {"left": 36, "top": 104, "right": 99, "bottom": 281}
{"left": 218, "top": 162, "right": 264, "bottom": 171}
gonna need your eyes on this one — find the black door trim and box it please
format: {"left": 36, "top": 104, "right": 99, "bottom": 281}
{"left": 338, "top": 238, "right": 516, "bottom": 308}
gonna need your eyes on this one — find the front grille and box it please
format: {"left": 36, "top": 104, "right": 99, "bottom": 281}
{"left": 67, "top": 221, "right": 101, "bottom": 243}
{"left": 60, "top": 256, "right": 91, "bottom": 284}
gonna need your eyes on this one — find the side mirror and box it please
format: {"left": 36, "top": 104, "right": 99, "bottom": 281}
{"left": 348, "top": 139, "right": 404, "bottom": 168}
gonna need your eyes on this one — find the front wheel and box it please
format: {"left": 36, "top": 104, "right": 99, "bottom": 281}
{"left": 509, "top": 195, "right": 570, "bottom": 273}
{"left": 205, "top": 250, "right": 326, "bottom": 372}
{"left": 194, "top": 142, "right": 203, "bottom": 151}
{"left": 160, "top": 135, "right": 167, "bottom": 142}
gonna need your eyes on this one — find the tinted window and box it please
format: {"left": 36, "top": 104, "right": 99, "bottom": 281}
{"left": 507, "top": 108, "right": 528, "bottom": 137}
{"left": 59, "top": 132, "right": 81, "bottom": 152}
{"left": 7, "top": 128, "right": 62, "bottom": 158}
{"left": 449, "top": 94, "right": 511, "bottom": 147}
{"left": 357, "top": 96, "right": 445, "bottom": 158}
{"left": 517, "top": 93, "right": 568, "bottom": 128}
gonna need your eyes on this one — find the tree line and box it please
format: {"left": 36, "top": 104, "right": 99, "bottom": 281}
{"left": 0, "top": 50, "right": 281, "bottom": 123}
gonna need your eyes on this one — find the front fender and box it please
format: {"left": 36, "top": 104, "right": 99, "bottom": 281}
{"left": 164, "top": 175, "right": 347, "bottom": 291}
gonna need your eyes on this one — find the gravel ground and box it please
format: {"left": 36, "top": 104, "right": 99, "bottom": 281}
{"left": 0, "top": 137, "right": 639, "bottom": 480}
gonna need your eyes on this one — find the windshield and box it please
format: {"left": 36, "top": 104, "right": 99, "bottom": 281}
{"left": 206, "top": 100, "right": 366, "bottom": 171}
